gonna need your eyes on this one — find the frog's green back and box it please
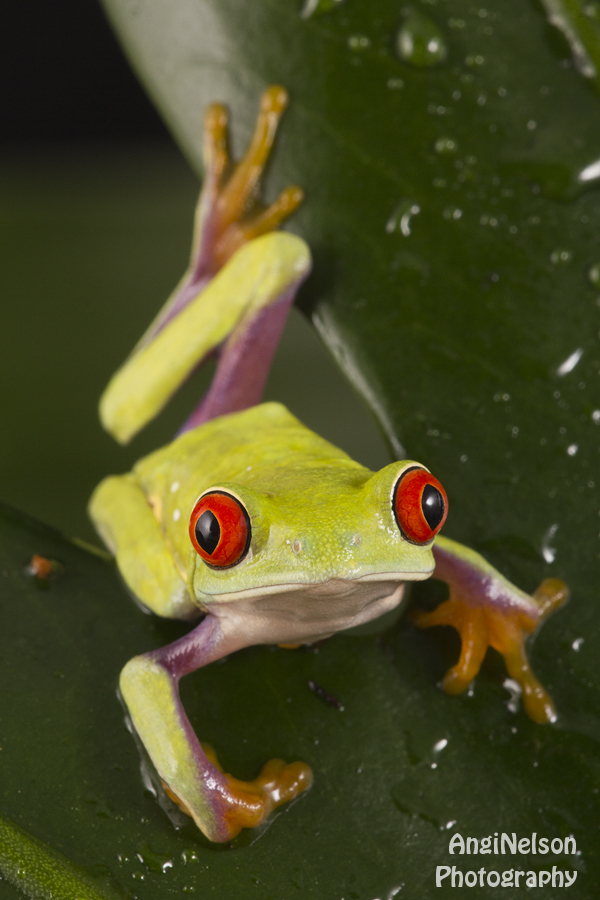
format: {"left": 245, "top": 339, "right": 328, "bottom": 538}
{"left": 132, "top": 403, "right": 372, "bottom": 571}
{"left": 134, "top": 401, "right": 368, "bottom": 502}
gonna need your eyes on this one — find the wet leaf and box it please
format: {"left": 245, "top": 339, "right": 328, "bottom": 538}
{"left": 3, "top": 0, "right": 600, "bottom": 896}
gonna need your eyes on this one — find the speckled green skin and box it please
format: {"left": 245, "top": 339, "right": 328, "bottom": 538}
{"left": 90, "top": 402, "right": 440, "bottom": 841}
{"left": 90, "top": 402, "right": 435, "bottom": 625}
{"left": 90, "top": 402, "right": 563, "bottom": 840}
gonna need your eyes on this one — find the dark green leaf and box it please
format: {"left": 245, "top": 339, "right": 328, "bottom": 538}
{"left": 2, "top": 0, "right": 600, "bottom": 895}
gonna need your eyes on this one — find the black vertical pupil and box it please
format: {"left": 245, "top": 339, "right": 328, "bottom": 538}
{"left": 421, "top": 484, "right": 444, "bottom": 530}
{"left": 195, "top": 510, "right": 221, "bottom": 555}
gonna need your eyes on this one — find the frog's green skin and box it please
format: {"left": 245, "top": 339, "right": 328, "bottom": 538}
{"left": 91, "top": 402, "right": 439, "bottom": 841}
{"left": 100, "top": 86, "right": 307, "bottom": 446}
{"left": 92, "top": 402, "right": 433, "bottom": 633}
{"left": 91, "top": 87, "right": 568, "bottom": 843}
{"left": 90, "top": 402, "right": 565, "bottom": 843}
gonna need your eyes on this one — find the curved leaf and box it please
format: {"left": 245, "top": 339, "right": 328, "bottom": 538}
{"left": 2, "top": 0, "right": 600, "bottom": 895}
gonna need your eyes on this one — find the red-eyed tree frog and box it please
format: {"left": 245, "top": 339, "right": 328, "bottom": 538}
{"left": 89, "top": 87, "right": 568, "bottom": 843}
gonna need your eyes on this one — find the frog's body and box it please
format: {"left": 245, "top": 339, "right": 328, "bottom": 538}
{"left": 93, "top": 403, "right": 435, "bottom": 646}
{"left": 91, "top": 87, "right": 568, "bottom": 843}
{"left": 91, "top": 401, "right": 450, "bottom": 841}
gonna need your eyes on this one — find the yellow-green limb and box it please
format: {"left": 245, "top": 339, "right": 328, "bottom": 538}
{"left": 120, "top": 615, "right": 312, "bottom": 842}
{"left": 100, "top": 232, "right": 310, "bottom": 444}
{"left": 99, "top": 86, "right": 308, "bottom": 444}
{"left": 88, "top": 472, "right": 199, "bottom": 619}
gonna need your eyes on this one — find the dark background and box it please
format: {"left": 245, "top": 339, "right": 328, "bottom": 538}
{"left": 0, "top": 0, "right": 389, "bottom": 540}
{"left": 1, "top": 0, "right": 167, "bottom": 143}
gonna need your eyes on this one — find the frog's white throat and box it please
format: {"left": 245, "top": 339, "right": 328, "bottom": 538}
{"left": 203, "top": 575, "right": 421, "bottom": 647}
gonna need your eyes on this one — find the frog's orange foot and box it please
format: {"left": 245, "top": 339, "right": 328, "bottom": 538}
{"left": 201, "top": 86, "right": 304, "bottom": 275}
{"left": 205, "top": 745, "right": 313, "bottom": 838}
{"left": 148, "top": 85, "right": 304, "bottom": 343}
{"left": 413, "top": 537, "right": 568, "bottom": 724}
{"left": 163, "top": 746, "right": 312, "bottom": 841}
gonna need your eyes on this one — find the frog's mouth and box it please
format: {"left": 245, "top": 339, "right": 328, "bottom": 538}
{"left": 201, "top": 575, "right": 422, "bottom": 647}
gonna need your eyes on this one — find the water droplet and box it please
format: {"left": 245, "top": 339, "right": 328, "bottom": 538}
{"left": 503, "top": 677, "right": 522, "bottom": 714}
{"left": 395, "top": 10, "right": 448, "bottom": 68}
{"left": 550, "top": 248, "right": 573, "bottom": 264}
{"left": 567, "top": 443, "right": 579, "bottom": 456}
{"left": 387, "top": 77, "right": 405, "bottom": 89}
{"left": 588, "top": 262, "right": 600, "bottom": 286}
{"left": 557, "top": 347, "right": 583, "bottom": 375}
{"left": 433, "top": 738, "right": 448, "bottom": 753}
{"left": 136, "top": 844, "right": 175, "bottom": 874}
{"left": 572, "top": 637, "right": 584, "bottom": 651}
{"left": 541, "top": 523, "right": 559, "bottom": 563}
{"left": 443, "top": 206, "right": 463, "bottom": 220}
{"left": 465, "top": 53, "right": 485, "bottom": 66}
{"left": 348, "top": 34, "right": 371, "bottom": 50}
{"left": 386, "top": 199, "right": 421, "bottom": 236}
{"left": 300, "top": 0, "right": 345, "bottom": 19}
{"left": 434, "top": 136, "right": 458, "bottom": 154}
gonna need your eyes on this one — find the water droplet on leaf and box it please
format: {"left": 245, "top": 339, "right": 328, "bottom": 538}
{"left": 348, "top": 34, "right": 371, "bottom": 50}
{"left": 588, "top": 262, "right": 600, "bottom": 286}
{"left": 386, "top": 199, "right": 421, "bottom": 236}
{"left": 550, "top": 248, "right": 573, "bottom": 264}
{"left": 395, "top": 10, "right": 448, "bottom": 68}
{"left": 434, "top": 136, "right": 458, "bottom": 154}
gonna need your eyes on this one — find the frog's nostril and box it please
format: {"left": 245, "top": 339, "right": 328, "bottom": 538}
{"left": 292, "top": 540, "right": 303, "bottom": 554}
{"left": 351, "top": 533, "right": 362, "bottom": 546}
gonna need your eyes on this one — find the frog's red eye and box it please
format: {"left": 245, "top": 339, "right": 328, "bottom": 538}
{"left": 189, "top": 491, "right": 250, "bottom": 568}
{"left": 393, "top": 466, "right": 448, "bottom": 544}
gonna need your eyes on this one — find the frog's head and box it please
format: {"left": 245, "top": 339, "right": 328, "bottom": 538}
{"left": 186, "top": 459, "right": 447, "bottom": 614}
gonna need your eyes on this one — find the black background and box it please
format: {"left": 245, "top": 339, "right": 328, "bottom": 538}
{"left": 1, "top": 0, "right": 167, "bottom": 142}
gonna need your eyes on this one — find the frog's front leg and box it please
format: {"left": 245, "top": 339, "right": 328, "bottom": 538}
{"left": 90, "top": 473, "right": 200, "bottom": 620}
{"left": 120, "top": 615, "right": 313, "bottom": 842}
{"left": 413, "top": 535, "right": 568, "bottom": 724}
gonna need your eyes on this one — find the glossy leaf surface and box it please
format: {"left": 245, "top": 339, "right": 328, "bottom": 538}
{"left": 2, "top": 0, "right": 600, "bottom": 895}
{"left": 0, "top": 503, "right": 595, "bottom": 898}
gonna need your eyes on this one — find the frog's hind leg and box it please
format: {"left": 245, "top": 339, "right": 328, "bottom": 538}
{"left": 199, "top": 85, "right": 305, "bottom": 277}
{"left": 142, "top": 85, "right": 305, "bottom": 341}
{"left": 119, "top": 615, "right": 312, "bottom": 842}
{"left": 412, "top": 535, "right": 568, "bottom": 724}
{"left": 100, "top": 86, "right": 311, "bottom": 444}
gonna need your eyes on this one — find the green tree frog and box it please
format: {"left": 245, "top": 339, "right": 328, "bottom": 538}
{"left": 89, "top": 87, "right": 568, "bottom": 844}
